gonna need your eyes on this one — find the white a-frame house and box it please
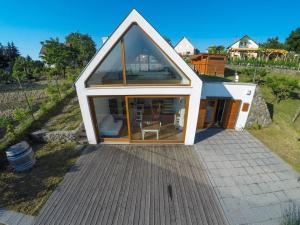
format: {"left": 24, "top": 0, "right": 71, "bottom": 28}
{"left": 75, "top": 9, "right": 202, "bottom": 145}
{"left": 75, "top": 9, "right": 255, "bottom": 145}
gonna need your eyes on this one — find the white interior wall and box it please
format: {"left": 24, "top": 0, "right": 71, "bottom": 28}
{"left": 201, "top": 82, "right": 256, "bottom": 129}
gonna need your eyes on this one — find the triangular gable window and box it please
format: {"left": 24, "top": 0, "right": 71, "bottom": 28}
{"left": 86, "top": 41, "right": 123, "bottom": 86}
{"left": 86, "top": 24, "right": 190, "bottom": 86}
{"left": 123, "top": 25, "right": 189, "bottom": 85}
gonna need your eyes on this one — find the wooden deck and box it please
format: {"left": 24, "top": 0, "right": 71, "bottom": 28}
{"left": 34, "top": 145, "right": 228, "bottom": 225}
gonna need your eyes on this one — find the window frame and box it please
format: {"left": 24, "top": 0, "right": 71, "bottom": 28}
{"left": 85, "top": 23, "right": 191, "bottom": 87}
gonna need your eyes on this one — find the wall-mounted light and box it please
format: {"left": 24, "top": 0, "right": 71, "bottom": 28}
{"left": 235, "top": 71, "right": 239, "bottom": 82}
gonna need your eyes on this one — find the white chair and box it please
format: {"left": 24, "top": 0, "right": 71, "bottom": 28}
{"left": 140, "top": 121, "right": 161, "bottom": 140}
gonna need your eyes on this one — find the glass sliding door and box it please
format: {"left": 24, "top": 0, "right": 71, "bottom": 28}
{"left": 127, "top": 96, "right": 187, "bottom": 142}
{"left": 91, "top": 96, "right": 128, "bottom": 140}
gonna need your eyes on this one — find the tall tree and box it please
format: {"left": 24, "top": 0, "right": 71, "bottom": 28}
{"left": 40, "top": 38, "right": 77, "bottom": 77}
{"left": 12, "top": 56, "right": 30, "bottom": 81}
{"left": 65, "top": 32, "right": 96, "bottom": 66}
{"left": 260, "top": 37, "right": 285, "bottom": 49}
{"left": 208, "top": 45, "right": 226, "bottom": 54}
{"left": 0, "top": 43, "right": 9, "bottom": 69}
{"left": 285, "top": 28, "right": 300, "bottom": 53}
{"left": 12, "top": 56, "right": 44, "bottom": 81}
{"left": 5, "top": 42, "right": 20, "bottom": 63}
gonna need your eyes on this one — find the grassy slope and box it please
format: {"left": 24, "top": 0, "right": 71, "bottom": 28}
{"left": 227, "top": 69, "right": 300, "bottom": 172}
{"left": 44, "top": 98, "right": 82, "bottom": 131}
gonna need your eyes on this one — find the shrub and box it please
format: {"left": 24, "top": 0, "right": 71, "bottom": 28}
{"left": 0, "top": 116, "right": 12, "bottom": 128}
{"left": 254, "top": 69, "right": 268, "bottom": 84}
{"left": 46, "top": 84, "right": 61, "bottom": 102}
{"left": 240, "top": 68, "right": 254, "bottom": 76}
{"left": 12, "top": 107, "right": 30, "bottom": 122}
{"left": 39, "top": 101, "right": 49, "bottom": 114}
{"left": 6, "top": 124, "right": 16, "bottom": 138}
{"left": 66, "top": 67, "right": 81, "bottom": 83}
{"left": 250, "top": 122, "right": 262, "bottom": 130}
{"left": 266, "top": 76, "right": 299, "bottom": 102}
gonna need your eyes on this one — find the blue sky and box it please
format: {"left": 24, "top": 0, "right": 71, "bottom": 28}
{"left": 0, "top": 0, "right": 299, "bottom": 59}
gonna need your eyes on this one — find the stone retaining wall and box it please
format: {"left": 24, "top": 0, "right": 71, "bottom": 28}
{"left": 30, "top": 122, "right": 84, "bottom": 142}
{"left": 246, "top": 87, "right": 272, "bottom": 128}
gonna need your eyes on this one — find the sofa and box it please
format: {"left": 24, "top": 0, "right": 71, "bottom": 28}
{"left": 99, "top": 115, "right": 123, "bottom": 137}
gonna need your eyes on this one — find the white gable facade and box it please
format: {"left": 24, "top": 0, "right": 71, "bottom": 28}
{"left": 75, "top": 10, "right": 202, "bottom": 145}
{"left": 228, "top": 35, "right": 259, "bottom": 58}
{"left": 75, "top": 10, "right": 255, "bottom": 145}
{"left": 174, "top": 37, "right": 195, "bottom": 56}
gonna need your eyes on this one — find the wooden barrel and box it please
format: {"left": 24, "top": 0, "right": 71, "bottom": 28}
{"left": 5, "top": 141, "right": 36, "bottom": 172}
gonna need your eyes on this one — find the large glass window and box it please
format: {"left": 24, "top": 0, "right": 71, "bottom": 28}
{"left": 128, "top": 97, "right": 186, "bottom": 141}
{"left": 124, "top": 25, "right": 189, "bottom": 85}
{"left": 91, "top": 97, "right": 128, "bottom": 139}
{"left": 85, "top": 24, "right": 190, "bottom": 86}
{"left": 86, "top": 42, "right": 124, "bottom": 86}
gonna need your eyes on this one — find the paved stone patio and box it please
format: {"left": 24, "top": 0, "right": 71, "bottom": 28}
{"left": 195, "top": 129, "right": 300, "bottom": 225}
{"left": 0, "top": 208, "right": 34, "bottom": 225}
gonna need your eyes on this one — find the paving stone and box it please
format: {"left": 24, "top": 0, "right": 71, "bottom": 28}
{"left": 195, "top": 129, "right": 300, "bottom": 225}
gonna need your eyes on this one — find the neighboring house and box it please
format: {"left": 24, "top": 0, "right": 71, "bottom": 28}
{"left": 75, "top": 9, "right": 256, "bottom": 145}
{"left": 174, "top": 37, "right": 197, "bottom": 56}
{"left": 227, "top": 35, "right": 259, "bottom": 58}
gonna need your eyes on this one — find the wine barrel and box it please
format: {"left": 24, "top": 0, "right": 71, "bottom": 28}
{"left": 5, "top": 141, "right": 36, "bottom": 172}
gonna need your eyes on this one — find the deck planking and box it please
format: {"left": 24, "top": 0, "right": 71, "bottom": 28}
{"left": 34, "top": 145, "right": 228, "bottom": 225}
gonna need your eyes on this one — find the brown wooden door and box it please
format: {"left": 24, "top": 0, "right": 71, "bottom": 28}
{"left": 221, "top": 100, "right": 241, "bottom": 129}
{"left": 197, "top": 100, "right": 207, "bottom": 129}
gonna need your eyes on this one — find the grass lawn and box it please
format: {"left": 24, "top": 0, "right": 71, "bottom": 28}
{"left": 0, "top": 142, "right": 82, "bottom": 216}
{"left": 44, "top": 98, "right": 82, "bottom": 131}
{"left": 225, "top": 67, "right": 300, "bottom": 173}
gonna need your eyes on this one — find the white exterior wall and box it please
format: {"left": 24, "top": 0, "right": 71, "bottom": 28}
{"left": 201, "top": 82, "right": 256, "bottom": 130}
{"left": 230, "top": 38, "right": 259, "bottom": 49}
{"left": 75, "top": 10, "right": 203, "bottom": 145}
{"left": 174, "top": 38, "right": 195, "bottom": 56}
{"left": 76, "top": 85, "right": 202, "bottom": 145}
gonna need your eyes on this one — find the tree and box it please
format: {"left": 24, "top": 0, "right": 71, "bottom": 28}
{"left": 266, "top": 76, "right": 299, "bottom": 102}
{"left": 285, "top": 28, "right": 300, "bottom": 53}
{"left": 40, "top": 38, "right": 77, "bottom": 77}
{"left": 260, "top": 37, "right": 285, "bottom": 49}
{"left": 0, "top": 43, "right": 9, "bottom": 69}
{"left": 65, "top": 32, "right": 96, "bottom": 67}
{"left": 208, "top": 45, "right": 226, "bottom": 54}
{"left": 12, "top": 56, "right": 45, "bottom": 81}
{"left": 5, "top": 42, "right": 20, "bottom": 62}
{"left": 12, "top": 56, "right": 28, "bottom": 81}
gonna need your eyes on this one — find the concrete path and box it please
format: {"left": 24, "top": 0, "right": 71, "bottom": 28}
{"left": 0, "top": 208, "right": 34, "bottom": 225}
{"left": 195, "top": 129, "right": 300, "bottom": 225}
